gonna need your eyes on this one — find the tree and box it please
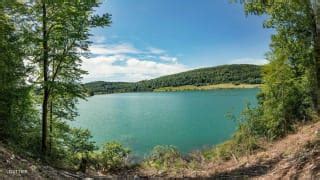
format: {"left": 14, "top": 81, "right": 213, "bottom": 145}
{"left": 309, "top": 0, "right": 320, "bottom": 112}
{"left": 0, "top": 0, "right": 37, "bottom": 145}
{"left": 239, "top": 0, "right": 319, "bottom": 138}
{"left": 101, "top": 141, "right": 131, "bottom": 172}
{"left": 244, "top": 0, "right": 320, "bottom": 109}
{"left": 67, "top": 128, "right": 96, "bottom": 173}
{"left": 22, "top": 0, "right": 111, "bottom": 156}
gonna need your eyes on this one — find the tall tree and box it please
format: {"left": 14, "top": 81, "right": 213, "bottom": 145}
{"left": 309, "top": 0, "right": 320, "bottom": 112}
{"left": 0, "top": 0, "right": 40, "bottom": 149}
{"left": 23, "top": 0, "right": 111, "bottom": 156}
{"left": 244, "top": 0, "right": 320, "bottom": 112}
{"left": 238, "top": 0, "right": 320, "bottom": 138}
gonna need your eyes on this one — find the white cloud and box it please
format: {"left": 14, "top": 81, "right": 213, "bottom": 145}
{"left": 229, "top": 58, "right": 268, "bottom": 65}
{"left": 91, "top": 35, "right": 106, "bottom": 44}
{"left": 82, "top": 51, "right": 187, "bottom": 82}
{"left": 82, "top": 42, "right": 188, "bottom": 82}
{"left": 147, "top": 47, "right": 166, "bottom": 54}
{"left": 82, "top": 55, "right": 127, "bottom": 65}
{"left": 159, "top": 56, "right": 178, "bottom": 63}
{"left": 89, "top": 43, "right": 141, "bottom": 55}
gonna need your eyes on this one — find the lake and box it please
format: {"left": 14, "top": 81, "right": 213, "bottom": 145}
{"left": 73, "top": 88, "right": 259, "bottom": 157}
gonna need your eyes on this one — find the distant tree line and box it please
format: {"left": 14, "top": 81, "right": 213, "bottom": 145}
{"left": 85, "top": 64, "right": 262, "bottom": 95}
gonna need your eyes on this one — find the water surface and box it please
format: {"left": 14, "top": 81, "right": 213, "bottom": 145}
{"left": 73, "top": 89, "right": 258, "bottom": 156}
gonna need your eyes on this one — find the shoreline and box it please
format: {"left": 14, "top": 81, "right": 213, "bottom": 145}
{"left": 153, "top": 83, "right": 261, "bottom": 92}
{"left": 87, "top": 83, "right": 261, "bottom": 96}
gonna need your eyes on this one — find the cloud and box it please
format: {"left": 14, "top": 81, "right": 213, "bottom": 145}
{"left": 89, "top": 43, "right": 141, "bottom": 55}
{"left": 82, "top": 43, "right": 187, "bottom": 82}
{"left": 159, "top": 56, "right": 178, "bottom": 63}
{"left": 91, "top": 35, "right": 106, "bottom": 44}
{"left": 82, "top": 56, "right": 188, "bottom": 82}
{"left": 147, "top": 47, "right": 166, "bottom": 54}
{"left": 83, "top": 55, "right": 127, "bottom": 65}
{"left": 229, "top": 58, "right": 268, "bottom": 65}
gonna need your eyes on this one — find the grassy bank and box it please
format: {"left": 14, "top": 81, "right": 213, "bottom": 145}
{"left": 153, "top": 83, "right": 261, "bottom": 92}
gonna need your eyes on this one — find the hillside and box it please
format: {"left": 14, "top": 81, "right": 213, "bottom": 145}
{"left": 1, "top": 121, "right": 319, "bottom": 179}
{"left": 84, "top": 64, "right": 262, "bottom": 95}
{"left": 0, "top": 144, "right": 80, "bottom": 179}
{"left": 138, "top": 120, "right": 320, "bottom": 179}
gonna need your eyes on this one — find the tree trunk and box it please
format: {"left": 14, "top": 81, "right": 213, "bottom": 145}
{"left": 41, "top": 0, "right": 49, "bottom": 156}
{"left": 316, "top": 30, "right": 320, "bottom": 113}
{"left": 313, "top": 5, "right": 320, "bottom": 113}
{"left": 308, "top": 0, "right": 320, "bottom": 113}
{"left": 314, "top": 0, "right": 320, "bottom": 113}
{"left": 49, "top": 101, "right": 53, "bottom": 155}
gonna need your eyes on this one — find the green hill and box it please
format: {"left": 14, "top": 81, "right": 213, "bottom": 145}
{"left": 84, "top": 64, "right": 262, "bottom": 95}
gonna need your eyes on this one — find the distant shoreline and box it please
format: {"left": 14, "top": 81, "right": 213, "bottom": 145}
{"left": 153, "top": 83, "right": 261, "bottom": 92}
{"left": 88, "top": 83, "right": 261, "bottom": 96}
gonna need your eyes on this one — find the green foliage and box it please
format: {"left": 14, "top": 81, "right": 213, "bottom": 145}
{"left": 203, "top": 105, "right": 260, "bottom": 161}
{"left": 68, "top": 128, "right": 97, "bottom": 155}
{"left": 100, "top": 141, "right": 131, "bottom": 172}
{"left": 45, "top": 125, "right": 97, "bottom": 172}
{"left": 240, "top": 0, "right": 317, "bottom": 139}
{"left": 17, "top": 0, "right": 112, "bottom": 155}
{"left": 143, "top": 145, "right": 187, "bottom": 170}
{"left": 0, "top": 1, "right": 41, "bottom": 155}
{"left": 202, "top": 0, "right": 319, "bottom": 163}
{"left": 85, "top": 64, "right": 262, "bottom": 95}
{"left": 66, "top": 128, "right": 97, "bottom": 171}
{"left": 258, "top": 55, "right": 313, "bottom": 139}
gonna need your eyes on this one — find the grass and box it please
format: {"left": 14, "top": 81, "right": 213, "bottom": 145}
{"left": 153, "top": 83, "right": 261, "bottom": 92}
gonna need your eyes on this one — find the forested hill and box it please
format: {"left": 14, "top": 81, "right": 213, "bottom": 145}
{"left": 84, "top": 64, "right": 262, "bottom": 95}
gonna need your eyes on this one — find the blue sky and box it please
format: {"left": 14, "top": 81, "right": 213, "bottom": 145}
{"left": 82, "top": 0, "right": 273, "bottom": 82}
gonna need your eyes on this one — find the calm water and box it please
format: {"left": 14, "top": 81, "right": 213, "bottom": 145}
{"left": 73, "top": 89, "right": 258, "bottom": 156}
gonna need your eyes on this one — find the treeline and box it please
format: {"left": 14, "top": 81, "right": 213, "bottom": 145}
{"left": 85, "top": 64, "right": 262, "bottom": 95}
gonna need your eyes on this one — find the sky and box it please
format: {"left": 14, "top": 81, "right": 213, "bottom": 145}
{"left": 82, "top": 0, "right": 273, "bottom": 82}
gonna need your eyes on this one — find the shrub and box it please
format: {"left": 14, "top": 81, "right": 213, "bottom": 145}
{"left": 101, "top": 141, "right": 131, "bottom": 172}
{"left": 203, "top": 104, "right": 260, "bottom": 161}
{"left": 144, "top": 145, "right": 187, "bottom": 170}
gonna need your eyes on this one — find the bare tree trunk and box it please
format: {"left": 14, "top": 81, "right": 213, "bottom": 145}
{"left": 41, "top": 0, "right": 49, "bottom": 156}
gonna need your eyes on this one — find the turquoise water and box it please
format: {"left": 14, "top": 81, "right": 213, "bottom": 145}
{"left": 73, "top": 89, "right": 258, "bottom": 156}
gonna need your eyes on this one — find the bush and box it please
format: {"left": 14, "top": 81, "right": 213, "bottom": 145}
{"left": 203, "top": 105, "right": 260, "bottom": 161}
{"left": 203, "top": 129, "right": 259, "bottom": 162}
{"left": 101, "top": 141, "right": 131, "bottom": 172}
{"left": 143, "top": 145, "right": 187, "bottom": 170}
